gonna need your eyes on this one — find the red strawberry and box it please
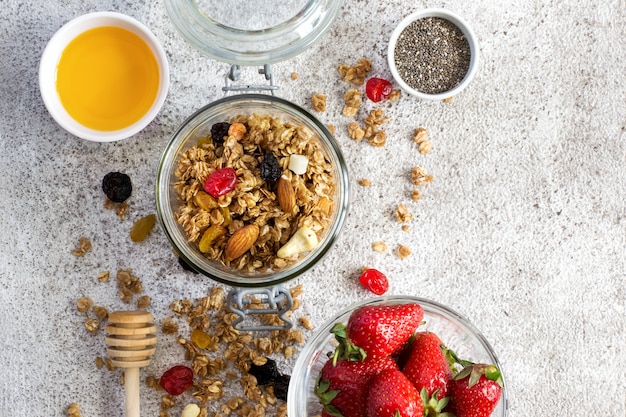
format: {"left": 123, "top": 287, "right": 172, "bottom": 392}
{"left": 402, "top": 332, "right": 454, "bottom": 400}
{"left": 367, "top": 368, "right": 423, "bottom": 417}
{"left": 316, "top": 356, "right": 398, "bottom": 417}
{"left": 450, "top": 364, "right": 503, "bottom": 417}
{"left": 346, "top": 303, "right": 424, "bottom": 359}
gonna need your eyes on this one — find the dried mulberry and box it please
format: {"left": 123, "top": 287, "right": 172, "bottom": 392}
{"left": 259, "top": 152, "right": 281, "bottom": 182}
{"left": 210, "top": 122, "right": 230, "bottom": 146}
{"left": 273, "top": 373, "right": 290, "bottom": 401}
{"left": 102, "top": 172, "right": 132, "bottom": 203}
{"left": 248, "top": 358, "right": 280, "bottom": 385}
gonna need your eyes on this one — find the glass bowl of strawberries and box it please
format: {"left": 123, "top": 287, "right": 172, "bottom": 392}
{"left": 288, "top": 296, "right": 509, "bottom": 417}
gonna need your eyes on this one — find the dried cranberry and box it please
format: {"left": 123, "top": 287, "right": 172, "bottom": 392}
{"left": 259, "top": 152, "right": 281, "bottom": 182}
{"left": 203, "top": 167, "right": 237, "bottom": 197}
{"left": 358, "top": 268, "right": 389, "bottom": 295}
{"left": 102, "top": 172, "right": 132, "bottom": 203}
{"left": 210, "top": 122, "right": 230, "bottom": 146}
{"left": 365, "top": 78, "right": 393, "bottom": 102}
{"left": 159, "top": 365, "right": 193, "bottom": 396}
{"left": 248, "top": 358, "right": 280, "bottom": 385}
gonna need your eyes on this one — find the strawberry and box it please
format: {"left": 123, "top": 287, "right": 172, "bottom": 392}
{"left": 346, "top": 303, "right": 424, "bottom": 359}
{"left": 316, "top": 356, "right": 398, "bottom": 417}
{"left": 450, "top": 364, "right": 503, "bottom": 417}
{"left": 402, "top": 332, "right": 454, "bottom": 400}
{"left": 367, "top": 368, "right": 423, "bottom": 417}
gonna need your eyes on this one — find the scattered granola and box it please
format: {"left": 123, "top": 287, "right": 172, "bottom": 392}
{"left": 72, "top": 237, "right": 92, "bottom": 257}
{"left": 151, "top": 285, "right": 312, "bottom": 416}
{"left": 115, "top": 202, "right": 129, "bottom": 221}
{"left": 372, "top": 241, "right": 387, "bottom": 253}
{"left": 443, "top": 96, "right": 453, "bottom": 103}
{"left": 413, "top": 127, "right": 432, "bottom": 155}
{"left": 95, "top": 356, "right": 105, "bottom": 370}
{"left": 358, "top": 179, "right": 372, "bottom": 187}
{"left": 173, "top": 113, "right": 336, "bottom": 273}
{"left": 162, "top": 317, "right": 179, "bottom": 334}
{"left": 76, "top": 297, "right": 92, "bottom": 313}
{"left": 411, "top": 189, "right": 422, "bottom": 202}
{"left": 337, "top": 58, "right": 372, "bottom": 85}
{"left": 92, "top": 305, "right": 109, "bottom": 321}
{"left": 411, "top": 166, "right": 434, "bottom": 186}
{"left": 388, "top": 89, "right": 401, "bottom": 101}
{"left": 364, "top": 109, "right": 391, "bottom": 147}
{"left": 397, "top": 245, "right": 412, "bottom": 259}
{"left": 137, "top": 295, "right": 151, "bottom": 309}
{"left": 327, "top": 124, "right": 335, "bottom": 135}
{"left": 342, "top": 89, "right": 361, "bottom": 117}
{"left": 396, "top": 204, "right": 413, "bottom": 223}
{"left": 311, "top": 93, "right": 327, "bottom": 112}
{"left": 290, "top": 72, "right": 298, "bottom": 81}
{"left": 97, "top": 270, "right": 110, "bottom": 283}
{"left": 116, "top": 269, "right": 143, "bottom": 303}
{"left": 67, "top": 402, "right": 82, "bottom": 417}
{"left": 369, "top": 130, "right": 387, "bottom": 147}
{"left": 402, "top": 225, "right": 410, "bottom": 232}
{"left": 348, "top": 121, "right": 365, "bottom": 141}
{"left": 84, "top": 318, "right": 100, "bottom": 333}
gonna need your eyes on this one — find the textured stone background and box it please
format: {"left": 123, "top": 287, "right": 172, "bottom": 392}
{"left": 0, "top": 1, "right": 624, "bottom": 416}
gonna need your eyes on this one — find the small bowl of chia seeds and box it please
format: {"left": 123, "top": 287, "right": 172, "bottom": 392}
{"left": 388, "top": 8, "right": 479, "bottom": 100}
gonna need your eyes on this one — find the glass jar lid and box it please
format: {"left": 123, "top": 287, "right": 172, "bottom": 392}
{"left": 164, "top": 0, "right": 343, "bottom": 66}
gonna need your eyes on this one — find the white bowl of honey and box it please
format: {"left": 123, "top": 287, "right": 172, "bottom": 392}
{"left": 39, "top": 12, "right": 169, "bottom": 142}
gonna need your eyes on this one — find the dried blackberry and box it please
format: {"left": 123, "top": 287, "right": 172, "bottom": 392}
{"left": 248, "top": 358, "right": 280, "bottom": 385}
{"left": 259, "top": 152, "right": 281, "bottom": 182}
{"left": 273, "top": 373, "right": 290, "bottom": 401}
{"left": 210, "top": 122, "right": 230, "bottom": 146}
{"left": 102, "top": 172, "right": 132, "bottom": 203}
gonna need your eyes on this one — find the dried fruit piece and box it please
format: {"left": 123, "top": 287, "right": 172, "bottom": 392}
{"left": 191, "top": 328, "right": 212, "bottom": 349}
{"left": 102, "top": 172, "right": 132, "bottom": 203}
{"left": 274, "top": 374, "right": 290, "bottom": 401}
{"left": 211, "top": 122, "right": 230, "bottom": 146}
{"left": 228, "top": 122, "right": 247, "bottom": 140}
{"left": 198, "top": 225, "right": 227, "bottom": 253}
{"left": 248, "top": 358, "right": 280, "bottom": 385}
{"left": 224, "top": 224, "right": 259, "bottom": 261}
{"left": 365, "top": 77, "right": 393, "bottom": 102}
{"left": 259, "top": 152, "right": 281, "bottom": 182}
{"left": 160, "top": 365, "right": 194, "bottom": 396}
{"left": 358, "top": 268, "right": 389, "bottom": 295}
{"left": 130, "top": 214, "right": 156, "bottom": 242}
{"left": 193, "top": 191, "right": 218, "bottom": 211}
{"left": 204, "top": 167, "right": 237, "bottom": 197}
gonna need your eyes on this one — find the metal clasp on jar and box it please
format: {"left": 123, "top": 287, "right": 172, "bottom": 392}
{"left": 227, "top": 285, "right": 294, "bottom": 331}
{"left": 223, "top": 64, "right": 279, "bottom": 96}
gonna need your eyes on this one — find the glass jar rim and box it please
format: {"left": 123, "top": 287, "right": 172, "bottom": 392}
{"left": 164, "top": 0, "right": 344, "bottom": 66}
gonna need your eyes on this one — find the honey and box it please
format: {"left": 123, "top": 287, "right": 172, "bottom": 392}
{"left": 56, "top": 26, "right": 159, "bottom": 131}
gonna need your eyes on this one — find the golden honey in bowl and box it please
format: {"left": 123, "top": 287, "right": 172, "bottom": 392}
{"left": 56, "top": 26, "right": 159, "bottom": 131}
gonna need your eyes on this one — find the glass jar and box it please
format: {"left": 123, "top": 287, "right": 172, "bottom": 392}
{"left": 164, "top": 0, "right": 343, "bottom": 65}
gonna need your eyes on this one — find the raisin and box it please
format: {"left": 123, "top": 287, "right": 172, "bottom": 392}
{"left": 248, "top": 358, "right": 280, "bottom": 385}
{"left": 178, "top": 257, "right": 199, "bottom": 274}
{"left": 204, "top": 167, "right": 237, "bottom": 197}
{"left": 160, "top": 365, "right": 194, "bottom": 396}
{"left": 273, "top": 373, "right": 290, "bottom": 401}
{"left": 102, "top": 172, "right": 132, "bottom": 203}
{"left": 260, "top": 152, "right": 281, "bottom": 182}
{"left": 129, "top": 214, "right": 156, "bottom": 242}
{"left": 190, "top": 328, "right": 212, "bottom": 349}
{"left": 210, "top": 122, "right": 230, "bottom": 146}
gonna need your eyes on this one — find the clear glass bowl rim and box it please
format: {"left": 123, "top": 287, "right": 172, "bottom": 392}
{"left": 288, "top": 295, "right": 509, "bottom": 416}
{"left": 155, "top": 93, "right": 350, "bottom": 288}
{"left": 164, "top": 0, "right": 344, "bottom": 66}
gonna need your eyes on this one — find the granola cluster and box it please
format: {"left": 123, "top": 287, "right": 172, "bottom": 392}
{"left": 174, "top": 113, "right": 336, "bottom": 273}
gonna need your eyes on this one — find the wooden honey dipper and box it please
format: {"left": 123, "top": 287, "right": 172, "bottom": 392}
{"left": 105, "top": 311, "right": 157, "bottom": 417}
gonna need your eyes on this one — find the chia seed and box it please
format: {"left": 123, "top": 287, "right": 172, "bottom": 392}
{"left": 394, "top": 17, "right": 471, "bottom": 94}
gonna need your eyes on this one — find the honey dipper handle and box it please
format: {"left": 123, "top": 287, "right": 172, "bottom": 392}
{"left": 125, "top": 367, "right": 140, "bottom": 417}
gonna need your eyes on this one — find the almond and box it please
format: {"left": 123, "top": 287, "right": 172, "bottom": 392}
{"left": 277, "top": 176, "right": 296, "bottom": 213}
{"left": 224, "top": 224, "right": 259, "bottom": 262}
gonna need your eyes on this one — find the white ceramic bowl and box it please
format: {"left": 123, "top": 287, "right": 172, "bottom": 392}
{"left": 388, "top": 9, "right": 479, "bottom": 101}
{"left": 288, "top": 296, "right": 509, "bottom": 416}
{"left": 39, "top": 12, "right": 169, "bottom": 142}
